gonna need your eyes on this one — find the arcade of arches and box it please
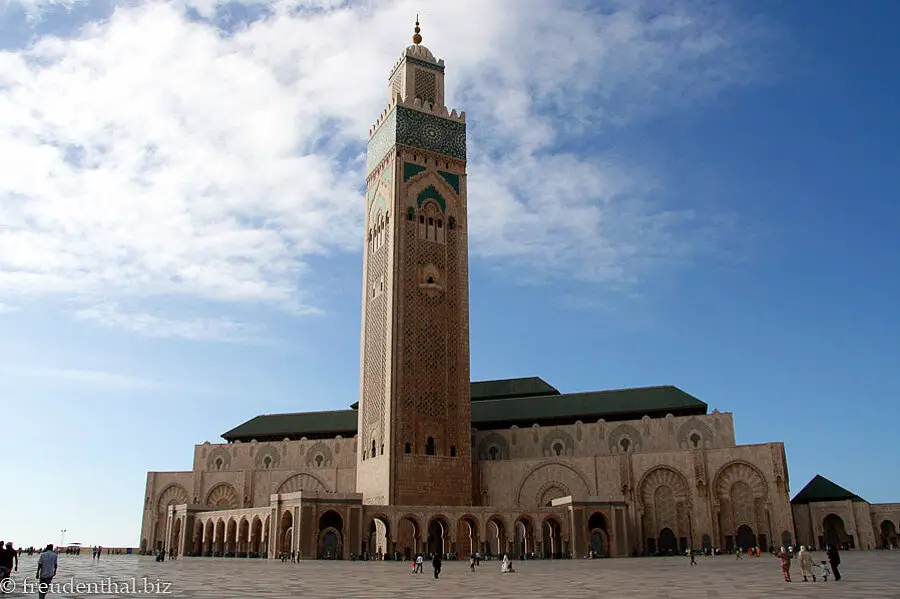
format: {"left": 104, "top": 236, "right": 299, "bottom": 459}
{"left": 142, "top": 29, "right": 898, "bottom": 563}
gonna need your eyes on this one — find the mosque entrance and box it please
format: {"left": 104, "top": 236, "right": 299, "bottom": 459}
{"left": 736, "top": 525, "right": 756, "bottom": 550}
{"left": 822, "top": 514, "right": 854, "bottom": 549}
{"left": 658, "top": 528, "right": 677, "bottom": 554}
{"left": 881, "top": 520, "right": 898, "bottom": 549}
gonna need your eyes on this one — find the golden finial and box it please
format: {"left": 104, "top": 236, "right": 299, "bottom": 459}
{"left": 412, "top": 14, "right": 422, "bottom": 45}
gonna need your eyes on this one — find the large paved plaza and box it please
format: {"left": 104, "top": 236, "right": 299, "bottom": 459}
{"left": 3, "top": 552, "right": 900, "bottom": 598}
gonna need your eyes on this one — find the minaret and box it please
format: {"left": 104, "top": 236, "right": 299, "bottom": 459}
{"left": 356, "top": 18, "right": 471, "bottom": 506}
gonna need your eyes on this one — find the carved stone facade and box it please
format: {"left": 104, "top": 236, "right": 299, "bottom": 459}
{"left": 791, "top": 475, "right": 900, "bottom": 550}
{"left": 141, "top": 30, "right": 797, "bottom": 561}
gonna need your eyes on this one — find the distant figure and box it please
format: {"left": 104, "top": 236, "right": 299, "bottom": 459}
{"left": 819, "top": 560, "right": 830, "bottom": 581}
{"left": 37, "top": 544, "right": 58, "bottom": 599}
{"left": 97, "top": 545, "right": 102, "bottom": 560}
{"left": 777, "top": 547, "right": 792, "bottom": 582}
{"left": 798, "top": 546, "right": 814, "bottom": 582}
{"left": 414, "top": 554, "right": 424, "bottom": 574}
{"left": 688, "top": 548, "right": 696, "bottom": 566}
{"left": 501, "top": 554, "right": 515, "bottom": 573}
{"left": 826, "top": 545, "right": 841, "bottom": 581}
{"left": 432, "top": 553, "right": 442, "bottom": 579}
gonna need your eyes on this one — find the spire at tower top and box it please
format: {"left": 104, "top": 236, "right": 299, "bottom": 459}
{"left": 412, "top": 15, "right": 422, "bottom": 45}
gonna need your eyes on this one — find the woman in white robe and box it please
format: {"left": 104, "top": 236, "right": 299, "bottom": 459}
{"left": 798, "top": 546, "right": 815, "bottom": 582}
{"left": 501, "top": 554, "right": 514, "bottom": 573}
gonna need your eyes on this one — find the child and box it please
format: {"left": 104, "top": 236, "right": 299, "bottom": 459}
{"left": 819, "top": 560, "right": 830, "bottom": 581}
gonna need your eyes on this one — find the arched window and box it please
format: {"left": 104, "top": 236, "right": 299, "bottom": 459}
{"left": 371, "top": 439, "right": 376, "bottom": 458}
{"left": 404, "top": 442, "right": 411, "bottom": 454}
{"left": 553, "top": 442, "right": 563, "bottom": 456}
{"left": 425, "top": 437, "right": 436, "bottom": 456}
{"left": 690, "top": 433, "right": 702, "bottom": 448}
{"left": 450, "top": 445, "right": 456, "bottom": 457}
{"left": 215, "top": 458, "right": 223, "bottom": 471}
{"left": 488, "top": 446, "right": 499, "bottom": 461}
{"left": 263, "top": 456, "right": 272, "bottom": 469}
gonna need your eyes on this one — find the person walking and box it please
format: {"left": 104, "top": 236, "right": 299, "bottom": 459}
{"left": 431, "top": 553, "right": 442, "bottom": 579}
{"left": 826, "top": 545, "right": 841, "bottom": 581}
{"left": 798, "top": 546, "right": 815, "bottom": 582}
{"left": 688, "top": 548, "right": 696, "bottom": 566}
{"left": 0, "top": 541, "right": 18, "bottom": 588}
{"left": 777, "top": 547, "right": 792, "bottom": 582}
{"left": 36, "top": 544, "right": 58, "bottom": 599}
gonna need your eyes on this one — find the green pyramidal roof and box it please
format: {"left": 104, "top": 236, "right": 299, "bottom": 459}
{"left": 221, "top": 378, "right": 707, "bottom": 442}
{"left": 791, "top": 475, "right": 867, "bottom": 505}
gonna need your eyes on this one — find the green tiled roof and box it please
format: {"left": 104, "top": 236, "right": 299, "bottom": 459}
{"left": 223, "top": 380, "right": 707, "bottom": 442}
{"left": 470, "top": 377, "right": 559, "bottom": 401}
{"left": 791, "top": 475, "right": 867, "bottom": 505}
{"left": 470, "top": 385, "right": 705, "bottom": 427}
{"left": 349, "top": 377, "right": 559, "bottom": 410}
{"left": 222, "top": 410, "right": 358, "bottom": 442}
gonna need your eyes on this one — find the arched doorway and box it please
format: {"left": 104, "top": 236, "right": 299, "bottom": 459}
{"left": 397, "top": 516, "right": 420, "bottom": 560}
{"left": 514, "top": 517, "right": 534, "bottom": 559}
{"left": 238, "top": 519, "right": 250, "bottom": 557}
{"left": 736, "top": 525, "right": 755, "bottom": 550}
{"left": 542, "top": 517, "right": 562, "bottom": 559}
{"left": 213, "top": 520, "right": 225, "bottom": 556}
{"left": 881, "top": 520, "right": 898, "bottom": 549}
{"left": 318, "top": 510, "right": 344, "bottom": 559}
{"left": 279, "top": 511, "right": 293, "bottom": 557}
{"left": 587, "top": 512, "right": 609, "bottom": 557}
{"left": 427, "top": 517, "right": 448, "bottom": 556}
{"left": 225, "top": 519, "right": 237, "bottom": 556}
{"left": 701, "top": 534, "right": 712, "bottom": 551}
{"left": 487, "top": 517, "right": 506, "bottom": 558}
{"left": 823, "top": 513, "right": 853, "bottom": 549}
{"left": 658, "top": 527, "right": 677, "bottom": 554}
{"left": 191, "top": 521, "right": 202, "bottom": 557}
{"left": 456, "top": 516, "right": 478, "bottom": 557}
{"left": 366, "top": 516, "right": 390, "bottom": 558}
{"left": 170, "top": 519, "right": 182, "bottom": 555}
{"left": 250, "top": 517, "right": 263, "bottom": 557}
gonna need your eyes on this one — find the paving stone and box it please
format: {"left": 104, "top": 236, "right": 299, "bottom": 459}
{"left": 2, "top": 551, "right": 900, "bottom": 598}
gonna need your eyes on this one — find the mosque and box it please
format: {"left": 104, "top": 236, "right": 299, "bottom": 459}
{"left": 140, "top": 23, "right": 897, "bottom": 560}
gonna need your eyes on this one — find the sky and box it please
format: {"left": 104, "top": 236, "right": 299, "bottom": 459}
{"left": 1, "top": 0, "right": 898, "bottom": 548}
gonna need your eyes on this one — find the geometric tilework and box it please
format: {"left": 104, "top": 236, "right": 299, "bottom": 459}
{"left": 416, "top": 185, "right": 446, "bottom": 211}
{"left": 368, "top": 107, "right": 466, "bottom": 176}
{"left": 438, "top": 170, "right": 460, "bottom": 193}
{"left": 396, "top": 106, "right": 466, "bottom": 161}
{"left": 367, "top": 108, "right": 396, "bottom": 175}
{"left": 403, "top": 162, "right": 426, "bottom": 181}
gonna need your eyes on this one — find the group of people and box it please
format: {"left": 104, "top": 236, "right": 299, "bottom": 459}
{"left": 0, "top": 542, "right": 59, "bottom": 599}
{"left": 777, "top": 545, "right": 842, "bottom": 583}
{"left": 410, "top": 553, "right": 517, "bottom": 578}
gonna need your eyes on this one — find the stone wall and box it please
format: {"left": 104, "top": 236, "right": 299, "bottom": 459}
{"left": 472, "top": 412, "right": 736, "bottom": 463}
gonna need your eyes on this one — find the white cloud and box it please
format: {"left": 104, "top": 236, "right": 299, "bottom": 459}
{"left": 0, "top": 0, "right": 766, "bottom": 334}
{"left": 23, "top": 366, "right": 163, "bottom": 388}
{"left": 74, "top": 303, "right": 262, "bottom": 341}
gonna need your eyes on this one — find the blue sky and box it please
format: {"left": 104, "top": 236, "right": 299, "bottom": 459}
{"left": 1, "top": 0, "right": 898, "bottom": 547}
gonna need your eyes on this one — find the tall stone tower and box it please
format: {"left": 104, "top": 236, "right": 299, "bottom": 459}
{"left": 356, "top": 20, "right": 472, "bottom": 506}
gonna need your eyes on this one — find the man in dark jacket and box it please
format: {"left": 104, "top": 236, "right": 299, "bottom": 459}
{"left": 432, "top": 553, "right": 442, "bottom": 579}
{"left": 826, "top": 545, "right": 841, "bottom": 581}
